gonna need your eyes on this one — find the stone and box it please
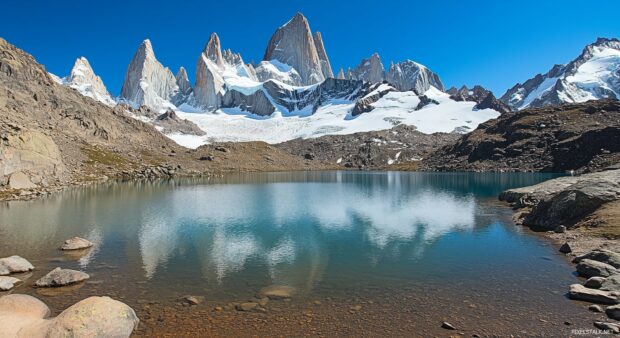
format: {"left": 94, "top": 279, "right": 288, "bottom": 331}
{"left": 554, "top": 225, "right": 567, "bottom": 233}
{"left": 568, "top": 284, "right": 619, "bottom": 304}
{"left": 601, "top": 274, "right": 620, "bottom": 292}
{"left": 589, "top": 304, "right": 603, "bottom": 312}
{"left": 607, "top": 304, "right": 620, "bottom": 320}
{"left": 34, "top": 267, "right": 90, "bottom": 287}
{"left": 559, "top": 242, "right": 572, "bottom": 254}
{"left": 585, "top": 276, "right": 606, "bottom": 289}
{"left": 8, "top": 171, "right": 37, "bottom": 189}
{"left": 574, "top": 249, "right": 620, "bottom": 269}
{"left": 258, "top": 297, "right": 269, "bottom": 307}
{"left": 181, "top": 296, "right": 204, "bottom": 305}
{"left": 0, "top": 276, "right": 21, "bottom": 291}
{"left": 0, "top": 255, "right": 34, "bottom": 275}
{"left": 576, "top": 259, "right": 618, "bottom": 278}
{"left": 593, "top": 321, "right": 620, "bottom": 334}
{"left": 441, "top": 322, "right": 456, "bottom": 330}
{"left": 259, "top": 285, "right": 295, "bottom": 300}
{"left": 60, "top": 237, "right": 94, "bottom": 250}
{"left": 236, "top": 302, "right": 258, "bottom": 312}
{"left": 0, "top": 294, "right": 51, "bottom": 337}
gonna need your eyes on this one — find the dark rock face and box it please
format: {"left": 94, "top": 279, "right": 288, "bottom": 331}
{"left": 423, "top": 100, "right": 620, "bottom": 173}
{"left": 276, "top": 124, "right": 459, "bottom": 170}
{"left": 447, "top": 85, "right": 511, "bottom": 114}
{"left": 154, "top": 111, "right": 206, "bottom": 136}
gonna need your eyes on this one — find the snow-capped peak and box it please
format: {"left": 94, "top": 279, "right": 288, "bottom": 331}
{"left": 63, "top": 56, "right": 115, "bottom": 106}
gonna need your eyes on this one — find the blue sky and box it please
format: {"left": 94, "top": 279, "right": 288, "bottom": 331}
{"left": 1, "top": 0, "right": 618, "bottom": 96}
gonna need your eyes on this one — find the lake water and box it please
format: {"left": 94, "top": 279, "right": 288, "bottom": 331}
{"left": 0, "top": 172, "right": 594, "bottom": 336}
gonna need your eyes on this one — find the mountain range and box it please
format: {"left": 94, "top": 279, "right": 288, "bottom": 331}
{"left": 48, "top": 13, "right": 619, "bottom": 147}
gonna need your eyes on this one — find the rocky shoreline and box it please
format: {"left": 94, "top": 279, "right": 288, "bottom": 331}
{"left": 500, "top": 169, "right": 620, "bottom": 333}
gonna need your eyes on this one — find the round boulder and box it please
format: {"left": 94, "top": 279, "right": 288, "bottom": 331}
{"left": 34, "top": 267, "right": 89, "bottom": 287}
{"left": 60, "top": 237, "right": 94, "bottom": 251}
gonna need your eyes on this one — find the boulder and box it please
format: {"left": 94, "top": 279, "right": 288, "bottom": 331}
{"left": 584, "top": 276, "right": 606, "bottom": 289}
{"left": 60, "top": 237, "right": 94, "bottom": 251}
{"left": 607, "top": 304, "right": 620, "bottom": 320}
{"left": 568, "top": 284, "right": 619, "bottom": 304}
{"left": 235, "top": 302, "right": 258, "bottom": 312}
{"left": 34, "top": 267, "right": 89, "bottom": 287}
{"left": 601, "top": 274, "right": 620, "bottom": 292}
{"left": 0, "top": 294, "right": 138, "bottom": 337}
{"left": 0, "top": 276, "right": 21, "bottom": 291}
{"left": 0, "top": 255, "right": 34, "bottom": 275}
{"left": 259, "top": 285, "right": 296, "bottom": 299}
{"left": 576, "top": 259, "right": 618, "bottom": 278}
{"left": 574, "top": 249, "right": 620, "bottom": 269}
{"left": 593, "top": 321, "right": 620, "bottom": 334}
{"left": 8, "top": 171, "right": 36, "bottom": 189}
{"left": 559, "top": 242, "right": 572, "bottom": 254}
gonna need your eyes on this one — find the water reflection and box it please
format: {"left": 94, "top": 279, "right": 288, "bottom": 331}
{"left": 0, "top": 172, "right": 559, "bottom": 296}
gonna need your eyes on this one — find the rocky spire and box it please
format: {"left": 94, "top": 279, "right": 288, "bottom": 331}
{"left": 313, "top": 31, "right": 333, "bottom": 79}
{"left": 175, "top": 66, "right": 192, "bottom": 96}
{"left": 204, "top": 33, "right": 224, "bottom": 67}
{"left": 351, "top": 53, "right": 385, "bottom": 83}
{"left": 386, "top": 59, "right": 444, "bottom": 93}
{"left": 65, "top": 57, "right": 115, "bottom": 106}
{"left": 346, "top": 67, "right": 354, "bottom": 80}
{"left": 263, "top": 12, "right": 325, "bottom": 85}
{"left": 120, "top": 39, "right": 178, "bottom": 110}
{"left": 337, "top": 68, "right": 345, "bottom": 80}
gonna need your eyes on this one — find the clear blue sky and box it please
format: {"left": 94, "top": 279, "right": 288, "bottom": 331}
{"left": 1, "top": 0, "right": 618, "bottom": 96}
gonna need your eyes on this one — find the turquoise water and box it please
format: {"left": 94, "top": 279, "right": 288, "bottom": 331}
{"left": 0, "top": 172, "right": 575, "bottom": 307}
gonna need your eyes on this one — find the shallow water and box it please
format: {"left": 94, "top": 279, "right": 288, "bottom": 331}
{"left": 0, "top": 171, "right": 595, "bottom": 335}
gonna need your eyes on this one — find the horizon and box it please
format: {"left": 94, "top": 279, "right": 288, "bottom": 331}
{"left": 1, "top": 0, "right": 619, "bottom": 96}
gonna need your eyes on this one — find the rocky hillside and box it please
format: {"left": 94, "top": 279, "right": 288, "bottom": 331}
{"left": 276, "top": 125, "right": 459, "bottom": 170}
{"left": 0, "top": 38, "right": 316, "bottom": 195}
{"left": 422, "top": 100, "right": 620, "bottom": 173}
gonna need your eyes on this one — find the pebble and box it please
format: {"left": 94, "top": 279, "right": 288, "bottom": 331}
{"left": 441, "top": 321, "right": 456, "bottom": 330}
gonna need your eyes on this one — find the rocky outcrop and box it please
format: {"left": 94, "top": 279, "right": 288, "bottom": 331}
{"left": 120, "top": 39, "right": 178, "bottom": 111}
{"left": 447, "top": 85, "right": 511, "bottom": 114}
{"left": 263, "top": 12, "right": 325, "bottom": 85}
{"left": 386, "top": 60, "right": 444, "bottom": 93}
{"left": 337, "top": 68, "right": 345, "bottom": 80}
{"left": 574, "top": 249, "right": 620, "bottom": 269}
{"left": 254, "top": 60, "right": 302, "bottom": 85}
{"left": 64, "top": 57, "right": 115, "bottom": 106}
{"left": 576, "top": 259, "right": 619, "bottom": 278}
{"left": 350, "top": 53, "right": 384, "bottom": 83}
{"left": 221, "top": 88, "right": 275, "bottom": 116}
{"left": 568, "top": 284, "right": 619, "bottom": 304}
{"left": 423, "top": 100, "right": 620, "bottom": 172}
{"left": 203, "top": 32, "right": 224, "bottom": 67}
{"left": 154, "top": 110, "right": 206, "bottom": 135}
{"left": 313, "top": 31, "right": 333, "bottom": 79}
{"left": 501, "top": 38, "right": 620, "bottom": 110}
{"left": 0, "top": 294, "right": 138, "bottom": 337}
{"left": 174, "top": 66, "right": 192, "bottom": 104}
{"left": 351, "top": 83, "right": 395, "bottom": 116}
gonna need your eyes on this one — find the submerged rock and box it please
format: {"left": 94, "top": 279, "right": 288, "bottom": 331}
{"left": 576, "top": 259, "right": 618, "bottom": 278}
{"left": 0, "top": 255, "right": 34, "bottom": 275}
{"left": 34, "top": 267, "right": 89, "bottom": 287}
{"left": 0, "top": 276, "right": 21, "bottom": 291}
{"left": 60, "top": 237, "right": 94, "bottom": 250}
{"left": 568, "top": 284, "right": 619, "bottom": 304}
{"left": 259, "top": 285, "right": 296, "bottom": 299}
{"left": 0, "top": 294, "right": 138, "bottom": 337}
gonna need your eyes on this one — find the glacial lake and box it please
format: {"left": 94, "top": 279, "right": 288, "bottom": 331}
{"left": 0, "top": 171, "right": 594, "bottom": 335}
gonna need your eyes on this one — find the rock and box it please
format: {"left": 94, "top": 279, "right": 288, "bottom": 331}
{"left": 236, "top": 302, "right": 258, "bottom": 312}
{"left": 386, "top": 60, "right": 444, "bottom": 93}
{"left": 576, "top": 259, "right": 618, "bottom": 278}
{"left": 554, "top": 225, "right": 567, "bottom": 233}
{"left": 601, "top": 274, "right": 620, "bottom": 292}
{"left": 607, "top": 304, "right": 620, "bottom": 320}
{"left": 154, "top": 110, "right": 206, "bottom": 136}
{"left": 0, "top": 255, "right": 34, "bottom": 275}
{"left": 589, "top": 304, "right": 603, "bottom": 312}
{"left": 574, "top": 249, "right": 620, "bottom": 269}
{"left": 349, "top": 305, "right": 362, "bottom": 312}
{"left": 0, "top": 294, "right": 51, "bottom": 336}
{"left": 258, "top": 297, "right": 269, "bottom": 307}
{"left": 568, "top": 284, "right": 619, "bottom": 304}
{"left": 585, "top": 276, "right": 606, "bottom": 289}
{"left": 8, "top": 171, "right": 37, "bottom": 189}
{"left": 181, "top": 296, "right": 204, "bottom": 305}
{"left": 263, "top": 13, "right": 325, "bottom": 85}
{"left": 593, "top": 321, "right": 620, "bottom": 334}
{"left": 313, "top": 31, "right": 333, "bottom": 79}
{"left": 175, "top": 66, "right": 192, "bottom": 98}
{"left": 34, "top": 267, "right": 89, "bottom": 287}
{"left": 259, "top": 285, "right": 295, "bottom": 300}
{"left": 60, "top": 237, "right": 93, "bottom": 250}
{"left": 0, "top": 276, "right": 21, "bottom": 291}
{"left": 441, "top": 321, "right": 456, "bottom": 330}
{"left": 350, "top": 53, "right": 384, "bottom": 83}
{"left": 559, "top": 242, "right": 572, "bottom": 254}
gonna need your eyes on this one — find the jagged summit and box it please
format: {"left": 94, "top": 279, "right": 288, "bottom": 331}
{"left": 350, "top": 53, "right": 385, "bottom": 83}
{"left": 386, "top": 59, "right": 444, "bottom": 93}
{"left": 263, "top": 12, "right": 326, "bottom": 85}
{"left": 175, "top": 66, "right": 192, "bottom": 97}
{"left": 120, "top": 39, "right": 179, "bottom": 111}
{"left": 204, "top": 32, "right": 224, "bottom": 66}
{"left": 64, "top": 56, "right": 115, "bottom": 106}
{"left": 501, "top": 37, "right": 620, "bottom": 110}
{"left": 313, "top": 31, "right": 333, "bottom": 79}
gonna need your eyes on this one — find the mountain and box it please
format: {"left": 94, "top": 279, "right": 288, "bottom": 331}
{"left": 349, "top": 53, "right": 385, "bottom": 83}
{"left": 501, "top": 38, "right": 620, "bottom": 110}
{"left": 313, "top": 31, "right": 334, "bottom": 79}
{"left": 119, "top": 39, "right": 180, "bottom": 111}
{"left": 447, "top": 85, "right": 511, "bottom": 114}
{"left": 386, "top": 60, "right": 444, "bottom": 93}
{"left": 263, "top": 12, "right": 326, "bottom": 85}
{"left": 53, "top": 57, "right": 115, "bottom": 106}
